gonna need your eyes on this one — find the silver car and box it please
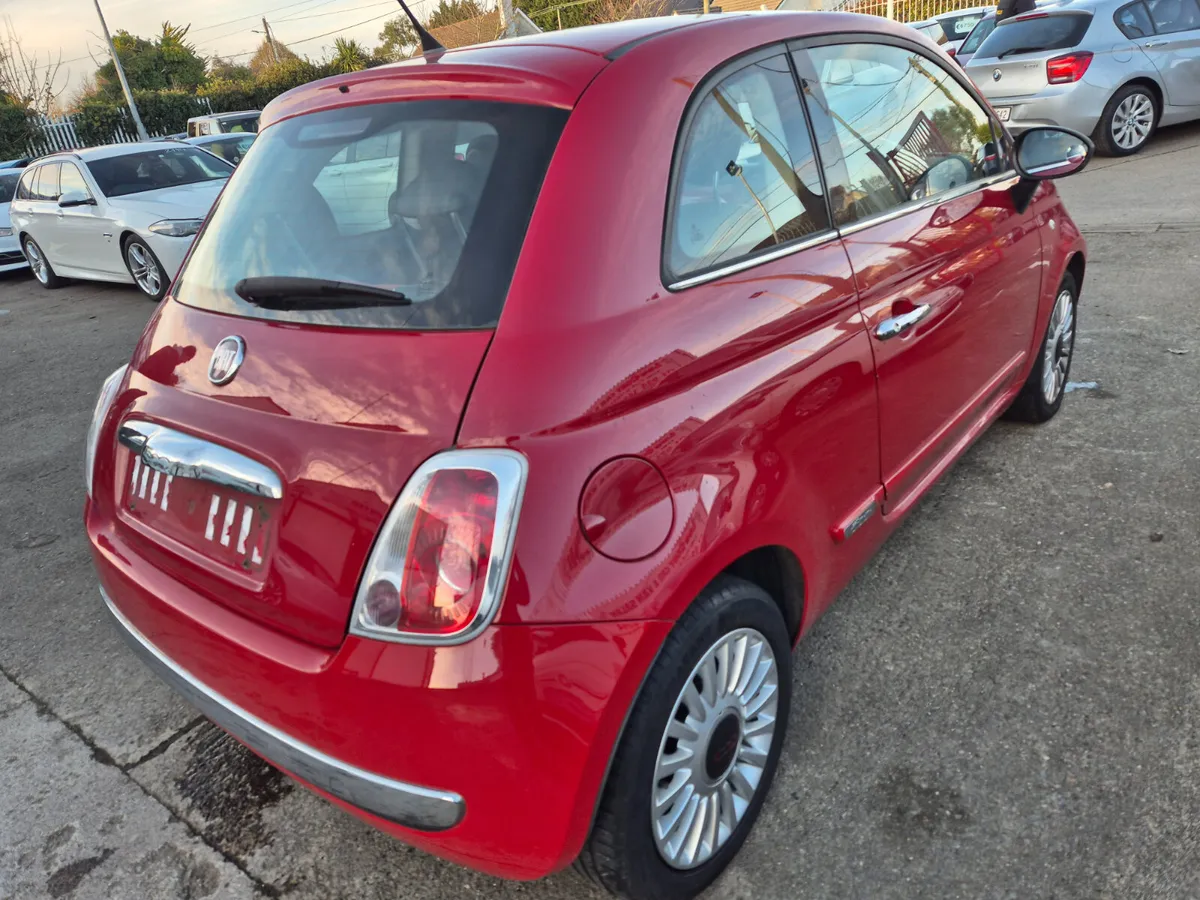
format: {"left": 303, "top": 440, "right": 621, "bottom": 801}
{"left": 966, "top": 0, "right": 1200, "bottom": 154}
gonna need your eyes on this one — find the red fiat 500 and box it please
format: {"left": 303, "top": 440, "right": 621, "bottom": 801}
{"left": 86, "top": 12, "right": 1088, "bottom": 900}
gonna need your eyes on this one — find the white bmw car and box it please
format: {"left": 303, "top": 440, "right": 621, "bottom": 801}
{"left": 9, "top": 143, "right": 232, "bottom": 301}
{"left": 0, "top": 168, "right": 28, "bottom": 274}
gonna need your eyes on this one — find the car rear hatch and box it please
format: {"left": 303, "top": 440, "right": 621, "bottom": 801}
{"left": 102, "top": 88, "right": 571, "bottom": 648}
{"left": 968, "top": 10, "right": 1094, "bottom": 97}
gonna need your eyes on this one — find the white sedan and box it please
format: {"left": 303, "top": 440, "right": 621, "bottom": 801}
{"left": 9, "top": 143, "right": 232, "bottom": 301}
{"left": 0, "top": 168, "right": 29, "bottom": 274}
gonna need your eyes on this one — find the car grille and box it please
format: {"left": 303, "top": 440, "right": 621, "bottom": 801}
{"left": 0, "top": 251, "right": 25, "bottom": 265}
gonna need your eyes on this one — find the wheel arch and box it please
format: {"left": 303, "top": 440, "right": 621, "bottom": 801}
{"left": 1119, "top": 76, "right": 1163, "bottom": 114}
{"left": 1065, "top": 250, "right": 1085, "bottom": 293}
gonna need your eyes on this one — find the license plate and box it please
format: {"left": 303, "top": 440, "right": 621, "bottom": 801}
{"left": 123, "top": 451, "right": 274, "bottom": 574}
{"left": 995, "top": 107, "right": 1011, "bottom": 122}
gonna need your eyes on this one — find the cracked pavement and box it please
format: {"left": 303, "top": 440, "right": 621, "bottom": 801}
{"left": 2, "top": 120, "right": 1199, "bottom": 899}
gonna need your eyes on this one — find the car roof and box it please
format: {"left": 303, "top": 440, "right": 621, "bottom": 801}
{"left": 28, "top": 142, "right": 207, "bottom": 165}
{"left": 264, "top": 12, "right": 923, "bottom": 127}
{"left": 186, "top": 133, "right": 255, "bottom": 144}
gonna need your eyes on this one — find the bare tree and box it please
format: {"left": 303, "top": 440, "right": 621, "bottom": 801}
{"left": 0, "top": 19, "right": 66, "bottom": 116}
{"left": 593, "top": 0, "right": 668, "bottom": 21}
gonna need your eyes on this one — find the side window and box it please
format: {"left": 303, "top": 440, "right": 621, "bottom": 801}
{"left": 795, "top": 43, "right": 998, "bottom": 226}
{"left": 33, "top": 164, "right": 61, "bottom": 201}
{"left": 667, "top": 53, "right": 831, "bottom": 281}
{"left": 1145, "top": 0, "right": 1200, "bottom": 33}
{"left": 199, "top": 122, "right": 212, "bottom": 136}
{"left": 16, "top": 168, "right": 36, "bottom": 200}
{"left": 58, "top": 163, "right": 91, "bottom": 199}
{"left": 1116, "top": 1, "right": 1156, "bottom": 36}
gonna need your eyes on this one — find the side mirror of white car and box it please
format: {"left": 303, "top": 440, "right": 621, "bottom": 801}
{"left": 59, "top": 191, "right": 95, "bottom": 209}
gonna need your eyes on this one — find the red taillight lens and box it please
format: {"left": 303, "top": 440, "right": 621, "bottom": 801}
{"left": 946, "top": 47, "right": 957, "bottom": 58}
{"left": 352, "top": 450, "right": 526, "bottom": 644}
{"left": 1046, "top": 51, "right": 1093, "bottom": 84}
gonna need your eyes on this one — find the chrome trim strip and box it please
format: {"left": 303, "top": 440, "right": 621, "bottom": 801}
{"left": 668, "top": 230, "right": 840, "bottom": 291}
{"left": 836, "top": 172, "right": 1020, "bottom": 238}
{"left": 101, "top": 586, "right": 466, "bottom": 831}
{"left": 118, "top": 421, "right": 283, "bottom": 500}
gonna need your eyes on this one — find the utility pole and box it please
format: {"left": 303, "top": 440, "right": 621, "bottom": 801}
{"left": 262, "top": 18, "right": 281, "bottom": 63}
{"left": 91, "top": 0, "right": 149, "bottom": 141}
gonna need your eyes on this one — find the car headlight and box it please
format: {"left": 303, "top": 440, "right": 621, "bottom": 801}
{"left": 148, "top": 219, "right": 203, "bottom": 237}
{"left": 0, "top": 227, "right": 12, "bottom": 238}
{"left": 85, "top": 365, "right": 128, "bottom": 498}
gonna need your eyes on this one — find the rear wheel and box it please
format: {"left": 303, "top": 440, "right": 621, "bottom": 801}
{"left": 123, "top": 237, "right": 168, "bottom": 302}
{"left": 23, "top": 237, "right": 64, "bottom": 289}
{"left": 1094, "top": 85, "right": 1157, "bottom": 156}
{"left": 577, "top": 576, "right": 791, "bottom": 900}
{"left": 1006, "top": 272, "right": 1077, "bottom": 423}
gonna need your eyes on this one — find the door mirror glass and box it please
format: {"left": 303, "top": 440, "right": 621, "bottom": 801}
{"left": 58, "top": 190, "right": 92, "bottom": 208}
{"left": 1014, "top": 127, "right": 1092, "bottom": 179}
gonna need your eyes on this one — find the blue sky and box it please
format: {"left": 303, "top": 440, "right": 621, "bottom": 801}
{"left": 3, "top": 0, "right": 446, "bottom": 99}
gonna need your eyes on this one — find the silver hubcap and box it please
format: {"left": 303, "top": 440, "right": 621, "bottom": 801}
{"left": 127, "top": 243, "right": 162, "bottom": 296}
{"left": 1112, "top": 93, "right": 1154, "bottom": 150}
{"left": 26, "top": 241, "right": 48, "bottom": 284}
{"left": 1042, "top": 288, "right": 1075, "bottom": 403}
{"left": 651, "top": 628, "right": 779, "bottom": 870}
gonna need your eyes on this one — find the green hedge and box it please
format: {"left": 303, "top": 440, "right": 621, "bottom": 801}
{"left": 0, "top": 104, "right": 35, "bottom": 159}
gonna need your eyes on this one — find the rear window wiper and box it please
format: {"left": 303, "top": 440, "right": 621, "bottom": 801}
{"left": 234, "top": 276, "right": 412, "bottom": 310}
{"left": 997, "top": 46, "right": 1047, "bottom": 58}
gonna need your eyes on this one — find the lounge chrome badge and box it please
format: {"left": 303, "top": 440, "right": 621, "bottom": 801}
{"left": 208, "top": 336, "right": 246, "bottom": 385}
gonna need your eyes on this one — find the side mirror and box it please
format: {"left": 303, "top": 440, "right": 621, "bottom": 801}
{"left": 1014, "top": 126, "right": 1093, "bottom": 180}
{"left": 59, "top": 191, "right": 94, "bottom": 208}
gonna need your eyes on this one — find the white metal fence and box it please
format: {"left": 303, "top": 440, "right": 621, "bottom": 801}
{"left": 27, "top": 100, "right": 214, "bottom": 157}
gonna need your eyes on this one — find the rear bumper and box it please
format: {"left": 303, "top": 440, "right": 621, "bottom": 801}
{"left": 985, "top": 82, "right": 1107, "bottom": 137}
{"left": 101, "top": 586, "right": 465, "bottom": 831}
{"left": 88, "top": 506, "right": 670, "bottom": 879}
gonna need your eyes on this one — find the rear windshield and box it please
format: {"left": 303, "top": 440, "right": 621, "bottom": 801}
{"left": 87, "top": 147, "right": 233, "bottom": 197}
{"left": 0, "top": 171, "right": 18, "bottom": 204}
{"left": 975, "top": 12, "right": 1093, "bottom": 57}
{"left": 219, "top": 114, "right": 259, "bottom": 133}
{"left": 939, "top": 11, "right": 988, "bottom": 38}
{"left": 174, "top": 100, "right": 567, "bottom": 330}
{"left": 960, "top": 15, "right": 997, "bottom": 52}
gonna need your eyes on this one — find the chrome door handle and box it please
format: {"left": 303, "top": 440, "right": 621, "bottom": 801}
{"left": 118, "top": 421, "right": 283, "bottom": 499}
{"left": 875, "top": 304, "right": 931, "bottom": 340}
{"left": 1145, "top": 39, "right": 1170, "bottom": 47}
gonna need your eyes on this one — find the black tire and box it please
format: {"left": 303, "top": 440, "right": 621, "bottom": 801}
{"left": 1006, "top": 272, "right": 1078, "bottom": 423}
{"left": 1093, "top": 84, "right": 1158, "bottom": 157}
{"left": 122, "top": 236, "right": 169, "bottom": 302}
{"left": 577, "top": 576, "right": 792, "bottom": 900}
{"left": 22, "top": 236, "right": 64, "bottom": 289}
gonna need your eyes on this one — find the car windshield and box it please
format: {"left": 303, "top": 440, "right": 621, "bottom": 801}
{"left": 975, "top": 12, "right": 1093, "bottom": 58}
{"left": 0, "top": 171, "right": 19, "bottom": 204}
{"left": 960, "top": 15, "right": 997, "bottom": 52}
{"left": 87, "top": 147, "right": 233, "bottom": 198}
{"left": 219, "top": 114, "right": 259, "bottom": 133}
{"left": 174, "top": 99, "right": 567, "bottom": 330}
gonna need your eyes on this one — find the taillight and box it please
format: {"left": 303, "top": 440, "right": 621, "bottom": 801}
{"left": 350, "top": 449, "right": 527, "bottom": 645}
{"left": 1046, "top": 51, "right": 1093, "bottom": 84}
{"left": 946, "top": 47, "right": 957, "bottom": 58}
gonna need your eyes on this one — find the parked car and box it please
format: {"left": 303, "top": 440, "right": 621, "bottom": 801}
{"left": 85, "top": 13, "right": 1090, "bottom": 900}
{"left": 9, "top": 143, "right": 233, "bottom": 301}
{"left": 184, "top": 132, "right": 256, "bottom": 166}
{"left": 154, "top": 132, "right": 188, "bottom": 142}
{"left": 0, "top": 157, "right": 33, "bottom": 169}
{"left": 186, "top": 110, "right": 260, "bottom": 138}
{"left": 956, "top": 10, "right": 998, "bottom": 64}
{"left": 910, "top": 5, "right": 995, "bottom": 54}
{"left": 966, "top": 0, "right": 1200, "bottom": 155}
{"left": 0, "top": 169, "right": 29, "bottom": 273}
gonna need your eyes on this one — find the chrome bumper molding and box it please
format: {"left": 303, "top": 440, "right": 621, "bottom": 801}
{"left": 101, "top": 587, "right": 465, "bottom": 832}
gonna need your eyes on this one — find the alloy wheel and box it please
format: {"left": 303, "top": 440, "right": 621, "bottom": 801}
{"left": 651, "top": 627, "right": 779, "bottom": 870}
{"left": 127, "top": 242, "right": 162, "bottom": 297}
{"left": 1111, "top": 93, "right": 1154, "bottom": 151}
{"left": 1041, "top": 288, "right": 1075, "bottom": 404}
{"left": 25, "top": 241, "right": 48, "bottom": 284}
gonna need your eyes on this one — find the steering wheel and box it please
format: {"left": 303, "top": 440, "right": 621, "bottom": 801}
{"left": 909, "top": 154, "right": 975, "bottom": 202}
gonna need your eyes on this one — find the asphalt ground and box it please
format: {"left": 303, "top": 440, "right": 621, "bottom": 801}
{"left": 1, "top": 121, "right": 1199, "bottom": 899}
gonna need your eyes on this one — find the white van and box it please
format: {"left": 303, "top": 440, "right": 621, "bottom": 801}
{"left": 185, "top": 110, "right": 261, "bottom": 138}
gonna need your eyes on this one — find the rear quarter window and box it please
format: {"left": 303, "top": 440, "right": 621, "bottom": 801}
{"left": 975, "top": 13, "right": 1094, "bottom": 57}
{"left": 1116, "top": 1, "right": 1155, "bottom": 36}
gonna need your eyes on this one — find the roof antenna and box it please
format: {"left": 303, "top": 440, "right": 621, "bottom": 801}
{"left": 396, "top": 0, "right": 445, "bottom": 53}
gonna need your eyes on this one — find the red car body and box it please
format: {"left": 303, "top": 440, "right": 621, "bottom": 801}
{"left": 87, "top": 11, "right": 1086, "bottom": 885}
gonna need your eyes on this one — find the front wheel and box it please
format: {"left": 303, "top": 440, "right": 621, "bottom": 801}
{"left": 577, "top": 576, "right": 791, "bottom": 900}
{"left": 1094, "top": 85, "right": 1157, "bottom": 156}
{"left": 1006, "top": 273, "right": 1078, "bottom": 423}
{"left": 123, "top": 237, "right": 169, "bottom": 302}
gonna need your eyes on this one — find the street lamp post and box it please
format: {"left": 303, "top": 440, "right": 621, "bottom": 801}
{"left": 91, "top": 0, "right": 149, "bottom": 141}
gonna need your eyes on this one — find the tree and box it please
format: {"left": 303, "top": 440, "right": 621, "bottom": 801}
{"left": 0, "top": 20, "right": 65, "bottom": 115}
{"left": 209, "top": 57, "right": 253, "bottom": 82}
{"left": 515, "top": 0, "right": 595, "bottom": 31}
{"left": 376, "top": 17, "right": 419, "bottom": 62}
{"left": 95, "top": 22, "right": 206, "bottom": 97}
{"left": 329, "top": 38, "right": 370, "bottom": 73}
{"left": 249, "top": 37, "right": 300, "bottom": 77}
{"left": 428, "top": 0, "right": 486, "bottom": 27}
{"left": 593, "top": 0, "right": 666, "bottom": 20}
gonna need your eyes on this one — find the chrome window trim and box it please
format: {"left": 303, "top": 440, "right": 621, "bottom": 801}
{"left": 668, "top": 229, "right": 840, "bottom": 290}
{"left": 349, "top": 448, "right": 528, "bottom": 647}
{"left": 101, "top": 587, "right": 465, "bottom": 831}
{"left": 835, "top": 172, "right": 1020, "bottom": 238}
{"left": 118, "top": 419, "right": 283, "bottom": 500}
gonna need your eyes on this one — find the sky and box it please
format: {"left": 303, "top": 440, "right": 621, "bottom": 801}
{"left": 0, "top": 0, "right": 448, "bottom": 102}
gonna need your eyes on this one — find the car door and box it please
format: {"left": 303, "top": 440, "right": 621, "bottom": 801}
{"left": 1136, "top": 0, "right": 1200, "bottom": 107}
{"left": 793, "top": 39, "right": 1043, "bottom": 512}
{"left": 28, "top": 163, "right": 62, "bottom": 260}
{"left": 53, "top": 161, "right": 113, "bottom": 275}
